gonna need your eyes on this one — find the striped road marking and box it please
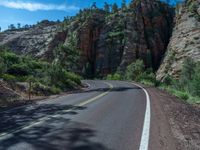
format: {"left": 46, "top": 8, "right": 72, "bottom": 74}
{"left": 131, "top": 82, "right": 151, "bottom": 150}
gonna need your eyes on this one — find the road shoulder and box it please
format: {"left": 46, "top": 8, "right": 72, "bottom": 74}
{"left": 146, "top": 86, "right": 200, "bottom": 150}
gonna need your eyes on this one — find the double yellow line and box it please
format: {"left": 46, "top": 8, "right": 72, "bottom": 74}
{"left": 0, "top": 81, "right": 113, "bottom": 139}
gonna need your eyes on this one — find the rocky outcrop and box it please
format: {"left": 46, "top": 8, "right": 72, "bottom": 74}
{"left": 77, "top": 0, "right": 174, "bottom": 76}
{"left": 120, "top": 0, "right": 174, "bottom": 71}
{"left": 156, "top": 0, "right": 200, "bottom": 80}
{"left": 0, "top": 21, "right": 66, "bottom": 61}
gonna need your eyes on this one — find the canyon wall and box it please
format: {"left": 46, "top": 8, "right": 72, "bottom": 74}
{"left": 157, "top": 0, "right": 200, "bottom": 80}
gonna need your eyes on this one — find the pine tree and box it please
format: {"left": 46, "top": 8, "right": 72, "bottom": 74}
{"left": 112, "top": 3, "right": 118, "bottom": 13}
{"left": 17, "top": 23, "right": 21, "bottom": 29}
{"left": 121, "top": 0, "right": 127, "bottom": 11}
{"left": 91, "top": 2, "right": 97, "bottom": 9}
{"left": 104, "top": 2, "right": 110, "bottom": 13}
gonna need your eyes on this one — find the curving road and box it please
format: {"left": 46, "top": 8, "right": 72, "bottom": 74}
{"left": 0, "top": 80, "right": 149, "bottom": 150}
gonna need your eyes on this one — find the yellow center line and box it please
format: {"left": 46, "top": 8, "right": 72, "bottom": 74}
{"left": 78, "top": 82, "right": 113, "bottom": 107}
{"left": 0, "top": 81, "right": 113, "bottom": 139}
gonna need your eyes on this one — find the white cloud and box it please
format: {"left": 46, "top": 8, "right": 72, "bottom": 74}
{"left": 0, "top": 0, "right": 79, "bottom": 11}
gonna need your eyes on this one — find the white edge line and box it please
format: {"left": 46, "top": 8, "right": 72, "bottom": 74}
{"left": 131, "top": 82, "right": 151, "bottom": 150}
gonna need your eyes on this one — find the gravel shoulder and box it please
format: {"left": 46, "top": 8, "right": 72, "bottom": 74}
{"left": 146, "top": 86, "right": 200, "bottom": 150}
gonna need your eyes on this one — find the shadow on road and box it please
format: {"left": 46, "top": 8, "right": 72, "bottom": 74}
{"left": 0, "top": 103, "right": 111, "bottom": 150}
{"left": 0, "top": 103, "right": 85, "bottom": 133}
{"left": 73, "top": 86, "right": 141, "bottom": 94}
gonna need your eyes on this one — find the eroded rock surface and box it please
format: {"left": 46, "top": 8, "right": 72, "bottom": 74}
{"left": 157, "top": 0, "right": 200, "bottom": 80}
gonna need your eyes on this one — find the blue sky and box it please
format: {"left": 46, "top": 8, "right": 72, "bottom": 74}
{"left": 0, "top": 0, "right": 178, "bottom": 31}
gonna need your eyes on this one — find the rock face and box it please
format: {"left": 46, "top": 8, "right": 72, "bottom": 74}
{"left": 75, "top": 0, "right": 174, "bottom": 76}
{"left": 0, "top": 21, "right": 66, "bottom": 61}
{"left": 0, "top": 0, "right": 174, "bottom": 77}
{"left": 156, "top": 0, "right": 200, "bottom": 80}
{"left": 120, "top": 0, "right": 174, "bottom": 71}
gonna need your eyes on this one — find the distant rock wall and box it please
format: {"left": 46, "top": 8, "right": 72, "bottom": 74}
{"left": 0, "top": 23, "right": 65, "bottom": 61}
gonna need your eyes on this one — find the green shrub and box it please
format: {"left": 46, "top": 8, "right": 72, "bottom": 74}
{"left": 16, "top": 76, "right": 30, "bottom": 82}
{"left": 125, "top": 59, "right": 145, "bottom": 81}
{"left": 2, "top": 74, "right": 17, "bottom": 82}
{"left": 49, "top": 86, "right": 61, "bottom": 94}
{"left": 106, "top": 74, "right": 113, "bottom": 80}
{"left": 112, "top": 73, "right": 121, "bottom": 80}
{"left": 163, "top": 74, "right": 174, "bottom": 86}
{"left": 106, "top": 73, "right": 121, "bottom": 80}
{"left": 161, "top": 58, "right": 200, "bottom": 103}
{"left": 179, "top": 58, "right": 200, "bottom": 97}
{"left": 190, "top": 63, "right": 200, "bottom": 97}
{"left": 48, "top": 64, "right": 81, "bottom": 89}
{"left": 140, "top": 79, "right": 155, "bottom": 86}
{"left": 0, "top": 48, "right": 82, "bottom": 95}
{"left": 188, "top": 1, "right": 199, "bottom": 13}
{"left": 65, "top": 72, "right": 81, "bottom": 85}
{"left": 27, "top": 59, "right": 43, "bottom": 70}
{"left": 2, "top": 51, "right": 20, "bottom": 66}
{"left": 174, "top": 90, "right": 189, "bottom": 101}
{"left": 0, "top": 56, "right": 5, "bottom": 75}
{"left": 7, "top": 63, "right": 30, "bottom": 76}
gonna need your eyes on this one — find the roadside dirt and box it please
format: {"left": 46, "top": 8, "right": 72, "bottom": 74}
{"left": 146, "top": 86, "right": 200, "bottom": 150}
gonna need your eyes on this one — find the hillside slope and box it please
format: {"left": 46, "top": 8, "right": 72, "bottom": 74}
{"left": 0, "top": 21, "right": 66, "bottom": 61}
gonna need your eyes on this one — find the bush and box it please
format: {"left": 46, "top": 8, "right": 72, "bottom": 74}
{"left": 106, "top": 74, "right": 112, "bottom": 80}
{"left": 125, "top": 59, "right": 145, "bottom": 81}
{"left": 163, "top": 74, "right": 174, "bottom": 86}
{"left": 65, "top": 72, "right": 81, "bottom": 85}
{"left": 49, "top": 86, "right": 61, "bottom": 94}
{"left": 179, "top": 58, "right": 200, "bottom": 97}
{"left": 173, "top": 90, "right": 189, "bottom": 101}
{"left": 0, "top": 49, "right": 82, "bottom": 95}
{"left": 190, "top": 62, "right": 200, "bottom": 97}
{"left": 106, "top": 73, "right": 121, "bottom": 80}
{"left": 2, "top": 74, "right": 17, "bottom": 82}
{"left": 48, "top": 64, "right": 81, "bottom": 89}
{"left": 32, "top": 82, "right": 61, "bottom": 95}
{"left": 2, "top": 51, "right": 20, "bottom": 66}
{"left": 0, "top": 56, "right": 5, "bottom": 75}
{"left": 7, "top": 63, "right": 30, "bottom": 76}
{"left": 161, "top": 58, "right": 200, "bottom": 103}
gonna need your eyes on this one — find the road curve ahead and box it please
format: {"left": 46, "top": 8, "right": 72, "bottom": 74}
{"left": 0, "top": 80, "right": 149, "bottom": 150}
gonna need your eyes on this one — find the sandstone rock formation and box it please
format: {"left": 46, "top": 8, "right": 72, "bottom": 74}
{"left": 156, "top": 0, "right": 200, "bottom": 80}
{"left": 74, "top": 0, "right": 174, "bottom": 76}
{"left": 0, "top": 21, "right": 66, "bottom": 61}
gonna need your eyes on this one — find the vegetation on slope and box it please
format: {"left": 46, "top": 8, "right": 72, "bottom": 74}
{"left": 0, "top": 46, "right": 81, "bottom": 96}
{"left": 161, "top": 58, "right": 200, "bottom": 104}
{"left": 106, "top": 59, "right": 157, "bottom": 86}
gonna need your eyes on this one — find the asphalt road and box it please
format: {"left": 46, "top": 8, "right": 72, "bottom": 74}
{"left": 0, "top": 80, "right": 148, "bottom": 150}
